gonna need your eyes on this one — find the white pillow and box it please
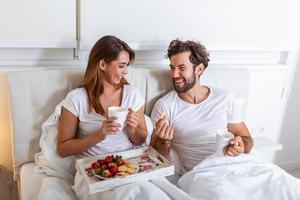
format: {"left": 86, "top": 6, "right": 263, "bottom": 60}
{"left": 35, "top": 101, "right": 76, "bottom": 181}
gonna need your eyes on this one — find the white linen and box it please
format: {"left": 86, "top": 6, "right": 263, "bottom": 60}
{"left": 38, "top": 177, "right": 78, "bottom": 200}
{"left": 35, "top": 101, "right": 77, "bottom": 182}
{"left": 19, "top": 162, "right": 49, "bottom": 200}
{"left": 178, "top": 151, "right": 300, "bottom": 200}
{"left": 72, "top": 168, "right": 192, "bottom": 200}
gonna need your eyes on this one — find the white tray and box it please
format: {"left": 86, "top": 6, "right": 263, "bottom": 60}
{"left": 76, "top": 146, "right": 175, "bottom": 194}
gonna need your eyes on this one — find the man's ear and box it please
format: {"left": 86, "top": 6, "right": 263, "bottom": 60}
{"left": 195, "top": 63, "right": 205, "bottom": 76}
{"left": 98, "top": 60, "right": 106, "bottom": 70}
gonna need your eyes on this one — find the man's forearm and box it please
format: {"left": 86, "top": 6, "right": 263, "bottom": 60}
{"left": 241, "top": 136, "right": 253, "bottom": 153}
{"left": 150, "top": 136, "right": 171, "bottom": 159}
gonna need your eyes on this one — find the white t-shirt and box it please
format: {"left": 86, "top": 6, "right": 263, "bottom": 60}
{"left": 151, "top": 87, "right": 243, "bottom": 172}
{"left": 62, "top": 85, "right": 145, "bottom": 156}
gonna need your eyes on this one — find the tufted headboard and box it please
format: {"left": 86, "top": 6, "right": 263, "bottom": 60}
{"left": 1, "top": 67, "right": 249, "bottom": 180}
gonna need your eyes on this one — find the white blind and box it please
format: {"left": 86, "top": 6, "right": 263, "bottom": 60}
{"left": 80, "top": 0, "right": 295, "bottom": 50}
{"left": 0, "top": 0, "right": 76, "bottom": 48}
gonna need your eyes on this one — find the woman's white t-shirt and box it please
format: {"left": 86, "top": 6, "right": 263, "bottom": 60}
{"left": 62, "top": 85, "right": 144, "bottom": 156}
{"left": 151, "top": 87, "right": 243, "bottom": 172}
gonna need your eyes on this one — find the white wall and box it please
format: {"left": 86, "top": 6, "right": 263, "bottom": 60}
{"left": 275, "top": 42, "right": 300, "bottom": 170}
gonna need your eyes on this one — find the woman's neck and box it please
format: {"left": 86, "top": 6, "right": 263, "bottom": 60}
{"left": 102, "top": 79, "right": 119, "bottom": 96}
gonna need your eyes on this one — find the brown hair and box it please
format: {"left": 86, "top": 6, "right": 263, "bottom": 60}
{"left": 81, "top": 35, "right": 135, "bottom": 114}
{"left": 167, "top": 39, "right": 210, "bottom": 69}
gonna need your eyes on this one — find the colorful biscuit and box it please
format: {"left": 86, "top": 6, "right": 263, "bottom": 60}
{"left": 117, "top": 165, "right": 127, "bottom": 172}
{"left": 160, "top": 112, "right": 166, "bottom": 119}
{"left": 126, "top": 167, "right": 137, "bottom": 174}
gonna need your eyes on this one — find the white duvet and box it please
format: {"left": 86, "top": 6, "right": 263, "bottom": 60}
{"left": 178, "top": 151, "right": 300, "bottom": 200}
{"left": 36, "top": 101, "right": 300, "bottom": 200}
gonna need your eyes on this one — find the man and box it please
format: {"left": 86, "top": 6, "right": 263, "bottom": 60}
{"left": 150, "top": 39, "right": 253, "bottom": 172}
{"left": 149, "top": 39, "right": 300, "bottom": 200}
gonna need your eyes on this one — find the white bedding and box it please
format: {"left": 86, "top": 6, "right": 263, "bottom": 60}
{"left": 20, "top": 163, "right": 47, "bottom": 200}
{"left": 70, "top": 169, "right": 192, "bottom": 200}
{"left": 34, "top": 100, "right": 300, "bottom": 200}
{"left": 178, "top": 151, "right": 300, "bottom": 200}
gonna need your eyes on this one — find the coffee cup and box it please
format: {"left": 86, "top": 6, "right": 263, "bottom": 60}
{"left": 216, "top": 131, "right": 234, "bottom": 156}
{"left": 108, "top": 106, "right": 128, "bottom": 130}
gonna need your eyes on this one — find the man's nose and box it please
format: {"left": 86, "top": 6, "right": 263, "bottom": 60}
{"left": 170, "top": 68, "right": 179, "bottom": 78}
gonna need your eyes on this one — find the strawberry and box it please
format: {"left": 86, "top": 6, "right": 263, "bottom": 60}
{"left": 108, "top": 162, "right": 116, "bottom": 168}
{"left": 117, "top": 159, "right": 124, "bottom": 166}
{"left": 107, "top": 171, "right": 112, "bottom": 177}
{"left": 109, "top": 165, "right": 118, "bottom": 175}
{"left": 94, "top": 168, "right": 101, "bottom": 175}
{"left": 91, "top": 162, "right": 98, "bottom": 169}
{"left": 105, "top": 156, "right": 113, "bottom": 163}
{"left": 101, "top": 164, "right": 108, "bottom": 170}
{"left": 97, "top": 159, "right": 105, "bottom": 165}
{"left": 101, "top": 169, "right": 111, "bottom": 177}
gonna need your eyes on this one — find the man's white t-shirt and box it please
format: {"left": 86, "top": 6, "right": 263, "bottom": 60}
{"left": 62, "top": 85, "right": 144, "bottom": 156}
{"left": 151, "top": 87, "right": 243, "bottom": 172}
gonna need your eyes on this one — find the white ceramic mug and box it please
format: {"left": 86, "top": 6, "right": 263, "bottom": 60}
{"left": 108, "top": 106, "right": 128, "bottom": 130}
{"left": 215, "top": 131, "right": 234, "bottom": 156}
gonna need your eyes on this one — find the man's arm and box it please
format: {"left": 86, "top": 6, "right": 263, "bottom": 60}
{"left": 150, "top": 114, "right": 173, "bottom": 159}
{"left": 225, "top": 122, "right": 253, "bottom": 156}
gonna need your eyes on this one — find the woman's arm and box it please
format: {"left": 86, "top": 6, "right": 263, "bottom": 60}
{"left": 125, "top": 107, "right": 148, "bottom": 145}
{"left": 57, "top": 107, "right": 121, "bottom": 157}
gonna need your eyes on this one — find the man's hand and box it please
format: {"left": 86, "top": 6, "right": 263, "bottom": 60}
{"left": 153, "top": 113, "right": 174, "bottom": 144}
{"left": 224, "top": 136, "right": 245, "bottom": 157}
{"left": 150, "top": 113, "right": 174, "bottom": 159}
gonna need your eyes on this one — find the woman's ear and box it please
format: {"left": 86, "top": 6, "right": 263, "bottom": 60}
{"left": 195, "top": 63, "right": 205, "bottom": 76}
{"left": 98, "top": 60, "right": 106, "bottom": 71}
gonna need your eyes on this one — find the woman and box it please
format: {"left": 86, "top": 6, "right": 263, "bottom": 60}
{"left": 50, "top": 36, "right": 187, "bottom": 200}
{"left": 55, "top": 36, "right": 169, "bottom": 200}
{"left": 57, "top": 35, "right": 148, "bottom": 158}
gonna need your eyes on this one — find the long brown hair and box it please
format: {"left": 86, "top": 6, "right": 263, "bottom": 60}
{"left": 81, "top": 36, "right": 135, "bottom": 115}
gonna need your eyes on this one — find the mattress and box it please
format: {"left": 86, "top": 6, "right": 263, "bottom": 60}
{"left": 19, "top": 162, "right": 47, "bottom": 200}
{"left": 19, "top": 162, "right": 77, "bottom": 200}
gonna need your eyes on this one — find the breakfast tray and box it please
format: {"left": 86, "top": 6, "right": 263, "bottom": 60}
{"left": 75, "top": 146, "right": 175, "bottom": 194}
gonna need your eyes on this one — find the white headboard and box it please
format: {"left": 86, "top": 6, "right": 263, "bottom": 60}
{"left": 2, "top": 67, "right": 249, "bottom": 179}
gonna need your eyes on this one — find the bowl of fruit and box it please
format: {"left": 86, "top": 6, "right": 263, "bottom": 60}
{"left": 91, "top": 155, "right": 139, "bottom": 179}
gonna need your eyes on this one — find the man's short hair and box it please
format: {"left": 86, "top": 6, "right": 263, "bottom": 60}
{"left": 167, "top": 39, "right": 210, "bottom": 68}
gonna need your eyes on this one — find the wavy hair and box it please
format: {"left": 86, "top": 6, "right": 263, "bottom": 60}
{"left": 81, "top": 36, "right": 135, "bottom": 114}
{"left": 167, "top": 39, "right": 210, "bottom": 69}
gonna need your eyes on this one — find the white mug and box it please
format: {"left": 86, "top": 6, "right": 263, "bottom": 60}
{"left": 108, "top": 106, "right": 128, "bottom": 130}
{"left": 215, "top": 131, "right": 234, "bottom": 156}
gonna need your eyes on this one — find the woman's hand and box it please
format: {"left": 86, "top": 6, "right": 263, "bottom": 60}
{"left": 96, "top": 117, "right": 121, "bottom": 141}
{"left": 125, "top": 108, "right": 140, "bottom": 134}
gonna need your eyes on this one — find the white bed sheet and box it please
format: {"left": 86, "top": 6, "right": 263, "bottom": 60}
{"left": 20, "top": 162, "right": 76, "bottom": 200}
{"left": 20, "top": 162, "right": 47, "bottom": 200}
{"left": 178, "top": 152, "right": 300, "bottom": 200}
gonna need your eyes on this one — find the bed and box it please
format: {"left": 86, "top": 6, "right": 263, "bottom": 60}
{"left": 3, "top": 66, "right": 286, "bottom": 199}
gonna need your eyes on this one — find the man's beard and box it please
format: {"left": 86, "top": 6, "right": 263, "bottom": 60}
{"left": 173, "top": 74, "right": 196, "bottom": 93}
